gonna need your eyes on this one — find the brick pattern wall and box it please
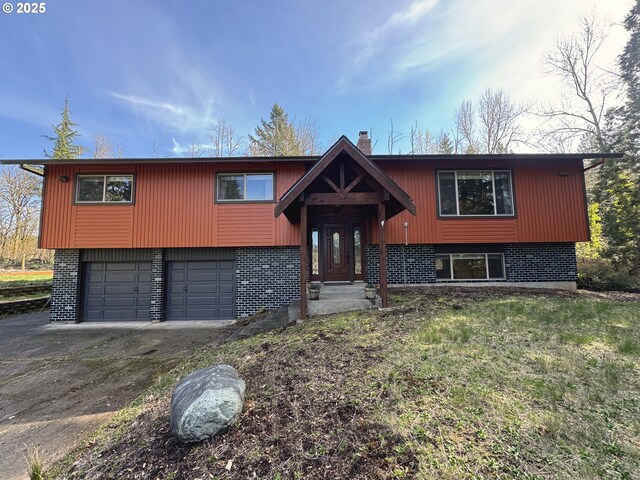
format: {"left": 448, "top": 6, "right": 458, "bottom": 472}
{"left": 366, "top": 244, "right": 436, "bottom": 284}
{"left": 504, "top": 242, "right": 577, "bottom": 282}
{"left": 50, "top": 249, "right": 80, "bottom": 322}
{"left": 236, "top": 246, "right": 300, "bottom": 317}
{"left": 150, "top": 248, "right": 164, "bottom": 322}
{"left": 366, "top": 242, "right": 577, "bottom": 285}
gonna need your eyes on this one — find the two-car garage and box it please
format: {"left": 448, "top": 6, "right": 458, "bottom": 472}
{"left": 80, "top": 249, "right": 236, "bottom": 322}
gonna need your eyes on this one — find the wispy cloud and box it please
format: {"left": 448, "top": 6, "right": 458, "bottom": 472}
{"left": 108, "top": 91, "right": 215, "bottom": 132}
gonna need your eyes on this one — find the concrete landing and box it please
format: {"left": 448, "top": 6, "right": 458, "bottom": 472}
{"left": 307, "top": 282, "right": 378, "bottom": 317}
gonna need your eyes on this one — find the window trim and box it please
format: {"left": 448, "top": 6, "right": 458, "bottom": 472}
{"left": 74, "top": 173, "right": 136, "bottom": 205}
{"left": 435, "top": 252, "right": 506, "bottom": 281}
{"left": 436, "top": 169, "right": 516, "bottom": 218}
{"left": 215, "top": 172, "right": 276, "bottom": 203}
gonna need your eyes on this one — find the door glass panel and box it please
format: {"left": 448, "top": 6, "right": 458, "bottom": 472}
{"left": 332, "top": 232, "right": 340, "bottom": 264}
{"left": 312, "top": 228, "right": 319, "bottom": 275}
{"left": 354, "top": 227, "right": 362, "bottom": 275}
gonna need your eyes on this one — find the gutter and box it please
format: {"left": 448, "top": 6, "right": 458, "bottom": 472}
{"left": 20, "top": 164, "right": 44, "bottom": 177}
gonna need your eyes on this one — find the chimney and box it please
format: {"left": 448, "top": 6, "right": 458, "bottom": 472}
{"left": 357, "top": 130, "right": 372, "bottom": 155}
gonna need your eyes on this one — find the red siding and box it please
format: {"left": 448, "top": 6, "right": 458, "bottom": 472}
{"left": 375, "top": 158, "right": 588, "bottom": 244}
{"left": 41, "top": 162, "right": 305, "bottom": 249}
{"left": 40, "top": 158, "right": 588, "bottom": 249}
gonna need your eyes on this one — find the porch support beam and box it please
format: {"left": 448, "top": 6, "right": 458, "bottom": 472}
{"left": 300, "top": 201, "right": 308, "bottom": 320}
{"left": 378, "top": 201, "right": 388, "bottom": 308}
{"left": 306, "top": 192, "right": 379, "bottom": 205}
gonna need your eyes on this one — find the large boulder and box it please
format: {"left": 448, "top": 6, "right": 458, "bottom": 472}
{"left": 170, "top": 364, "right": 246, "bottom": 443}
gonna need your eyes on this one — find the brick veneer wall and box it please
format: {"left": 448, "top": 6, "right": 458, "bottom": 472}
{"left": 366, "top": 244, "right": 436, "bottom": 284}
{"left": 235, "top": 246, "right": 300, "bottom": 317}
{"left": 50, "top": 249, "right": 80, "bottom": 322}
{"left": 504, "top": 242, "right": 577, "bottom": 282}
{"left": 150, "top": 248, "right": 164, "bottom": 322}
{"left": 366, "top": 243, "right": 577, "bottom": 284}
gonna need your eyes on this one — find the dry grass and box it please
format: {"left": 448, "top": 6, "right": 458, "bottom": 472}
{"left": 0, "top": 271, "right": 52, "bottom": 287}
{"left": 48, "top": 289, "right": 640, "bottom": 479}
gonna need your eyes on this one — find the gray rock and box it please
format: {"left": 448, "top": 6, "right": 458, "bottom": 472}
{"left": 170, "top": 364, "right": 245, "bottom": 443}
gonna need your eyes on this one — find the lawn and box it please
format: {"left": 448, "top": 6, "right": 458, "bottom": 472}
{"left": 48, "top": 289, "right": 640, "bottom": 479}
{"left": 0, "top": 270, "right": 52, "bottom": 287}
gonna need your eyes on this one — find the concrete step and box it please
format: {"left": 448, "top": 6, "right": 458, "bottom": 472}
{"left": 307, "top": 298, "right": 376, "bottom": 316}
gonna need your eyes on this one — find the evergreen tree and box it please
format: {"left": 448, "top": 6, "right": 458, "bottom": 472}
{"left": 595, "top": 0, "right": 640, "bottom": 274}
{"left": 248, "top": 104, "right": 319, "bottom": 156}
{"left": 43, "top": 98, "right": 85, "bottom": 159}
{"left": 437, "top": 133, "right": 454, "bottom": 154}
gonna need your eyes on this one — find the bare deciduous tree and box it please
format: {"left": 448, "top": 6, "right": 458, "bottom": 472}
{"left": 209, "top": 118, "right": 244, "bottom": 157}
{"left": 454, "top": 89, "right": 527, "bottom": 153}
{"left": 92, "top": 135, "right": 123, "bottom": 159}
{"left": 187, "top": 136, "right": 205, "bottom": 158}
{"left": 0, "top": 166, "right": 43, "bottom": 265}
{"left": 538, "top": 13, "right": 620, "bottom": 151}
{"left": 454, "top": 100, "right": 477, "bottom": 153}
{"left": 387, "top": 119, "right": 405, "bottom": 154}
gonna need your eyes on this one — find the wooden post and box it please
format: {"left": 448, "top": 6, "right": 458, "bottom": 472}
{"left": 300, "top": 201, "right": 308, "bottom": 320}
{"left": 378, "top": 201, "right": 388, "bottom": 307}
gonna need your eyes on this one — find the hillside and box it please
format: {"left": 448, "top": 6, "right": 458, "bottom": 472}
{"left": 50, "top": 288, "right": 640, "bottom": 479}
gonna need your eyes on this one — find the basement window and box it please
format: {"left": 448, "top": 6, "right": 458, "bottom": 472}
{"left": 76, "top": 175, "right": 134, "bottom": 203}
{"left": 217, "top": 173, "right": 274, "bottom": 201}
{"left": 435, "top": 253, "right": 505, "bottom": 280}
{"left": 438, "top": 170, "right": 514, "bottom": 216}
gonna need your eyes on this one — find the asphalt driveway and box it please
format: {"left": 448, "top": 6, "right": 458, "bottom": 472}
{"left": 0, "top": 311, "right": 238, "bottom": 480}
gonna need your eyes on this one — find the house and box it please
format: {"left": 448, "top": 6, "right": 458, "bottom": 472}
{"left": 2, "top": 133, "right": 622, "bottom": 322}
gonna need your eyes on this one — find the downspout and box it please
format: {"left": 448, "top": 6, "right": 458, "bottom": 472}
{"left": 403, "top": 222, "right": 408, "bottom": 285}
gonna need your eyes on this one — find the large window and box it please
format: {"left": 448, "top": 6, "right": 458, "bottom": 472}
{"left": 435, "top": 253, "right": 505, "bottom": 280}
{"left": 217, "top": 173, "right": 274, "bottom": 201}
{"left": 438, "top": 170, "right": 514, "bottom": 216}
{"left": 76, "top": 175, "right": 133, "bottom": 203}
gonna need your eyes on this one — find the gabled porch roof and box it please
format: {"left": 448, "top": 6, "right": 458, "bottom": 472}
{"left": 274, "top": 136, "right": 416, "bottom": 223}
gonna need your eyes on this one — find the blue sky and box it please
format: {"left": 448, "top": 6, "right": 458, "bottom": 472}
{"left": 0, "top": 0, "right": 631, "bottom": 159}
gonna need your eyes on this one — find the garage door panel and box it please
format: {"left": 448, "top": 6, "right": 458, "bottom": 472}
{"left": 167, "top": 260, "right": 235, "bottom": 321}
{"left": 82, "top": 261, "right": 151, "bottom": 322}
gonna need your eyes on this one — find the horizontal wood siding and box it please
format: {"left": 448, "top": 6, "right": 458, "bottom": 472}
{"left": 41, "top": 162, "right": 304, "bottom": 249}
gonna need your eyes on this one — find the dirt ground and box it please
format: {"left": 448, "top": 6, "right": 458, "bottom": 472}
{"left": 0, "top": 311, "right": 238, "bottom": 480}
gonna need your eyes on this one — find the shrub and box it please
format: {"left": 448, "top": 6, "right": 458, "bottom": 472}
{"left": 577, "top": 258, "right": 640, "bottom": 292}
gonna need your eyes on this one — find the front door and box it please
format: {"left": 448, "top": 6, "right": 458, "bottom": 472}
{"left": 324, "top": 224, "right": 349, "bottom": 281}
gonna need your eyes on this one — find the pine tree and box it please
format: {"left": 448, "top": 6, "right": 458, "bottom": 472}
{"left": 437, "top": 133, "right": 454, "bottom": 154}
{"left": 43, "top": 98, "right": 85, "bottom": 159}
{"left": 595, "top": 0, "right": 640, "bottom": 274}
{"left": 248, "top": 104, "right": 319, "bottom": 156}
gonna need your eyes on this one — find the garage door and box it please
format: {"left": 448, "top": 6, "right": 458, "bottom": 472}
{"left": 82, "top": 262, "right": 152, "bottom": 321}
{"left": 166, "top": 260, "right": 235, "bottom": 320}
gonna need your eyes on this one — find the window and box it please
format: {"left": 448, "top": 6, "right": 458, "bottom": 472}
{"left": 438, "top": 170, "right": 514, "bottom": 216}
{"left": 217, "top": 173, "right": 274, "bottom": 201}
{"left": 311, "top": 228, "right": 319, "bottom": 276}
{"left": 76, "top": 175, "right": 133, "bottom": 203}
{"left": 353, "top": 227, "right": 362, "bottom": 275}
{"left": 435, "top": 253, "right": 505, "bottom": 280}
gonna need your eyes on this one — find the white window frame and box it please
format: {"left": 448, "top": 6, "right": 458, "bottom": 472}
{"left": 437, "top": 170, "right": 514, "bottom": 217}
{"left": 216, "top": 172, "right": 274, "bottom": 202}
{"left": 435, "top": 253, "right": 506, "bottom": 281}
{"left": 75, "top": 174, "right": 134, "bottom": 204}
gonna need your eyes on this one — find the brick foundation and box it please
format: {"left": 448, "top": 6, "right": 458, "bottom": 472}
{"left": 50, "top": 249, "right": 80, "bottom": 322}
{"left": 366, "top": 242, "right": 577, "bottom": 285}
{"left": 366, "top": 244, "right": 436, "bottom": 284}
{"left": 235, "top": 246, "right": 300, "bottom": 317}
{"left": 150, "top": 248, "right": 164, "bottom": 322}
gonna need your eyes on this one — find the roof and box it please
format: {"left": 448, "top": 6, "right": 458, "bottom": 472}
{"left": 275, "top": 136, "right": 416, "bottom": 223}
{"left": 0, "top": 152, "right": 624, "bottom": 166}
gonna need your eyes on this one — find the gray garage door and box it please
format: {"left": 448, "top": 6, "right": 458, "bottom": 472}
{"left": 82, "top": 262, "right": 151, "bottom": 321}
{"left": 166, "top": 260, "right": 235, "bottom": 320}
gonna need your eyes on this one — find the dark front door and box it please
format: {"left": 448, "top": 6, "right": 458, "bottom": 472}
{"left": 324, "top": 224, "right": 349, "bottom": 281}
